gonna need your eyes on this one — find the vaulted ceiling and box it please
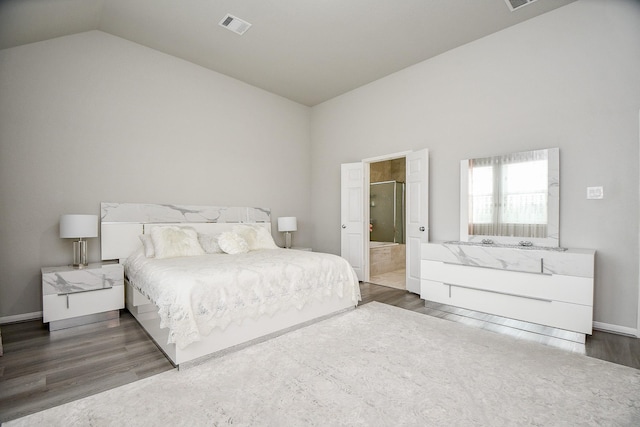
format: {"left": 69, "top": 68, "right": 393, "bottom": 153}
{"left": 0, "top": 0, "right": 576, "bottom": 106}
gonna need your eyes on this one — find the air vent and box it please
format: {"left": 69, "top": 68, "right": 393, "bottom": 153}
{"left": 504, "top": 0, "right": 539, "bottom": 11}
{"left": 218, "top": 14, "right": 252, "bottom": 35}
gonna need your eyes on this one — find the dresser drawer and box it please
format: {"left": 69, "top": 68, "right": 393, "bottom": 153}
{"left": 43, "top": 285, "right": 124, "bottom": 323}
{"left": 421, "top": 279, "right": 592, "bottom": 334}
{"left": 421, "top": 260, "right": 593, "bottom": 306}
{"left": 42, "top": 263, "right": 124, "bottom": 296}
{"left": 421, "top": 243, "right": 595, "bottom": 277}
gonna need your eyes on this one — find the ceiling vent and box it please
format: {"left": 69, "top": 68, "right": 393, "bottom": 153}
{"left": 218, "top": 14, "right": 252, "bottom": 35}
{"left": 504, "top": 0, "right": 539, "bottom": 11}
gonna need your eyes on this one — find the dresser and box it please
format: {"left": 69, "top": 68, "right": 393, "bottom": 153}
{"left": 42, "top": 262, "right": 124, "bottom": 331}
{"left": 420, "top": 242, "right": 595, "bottom": 340}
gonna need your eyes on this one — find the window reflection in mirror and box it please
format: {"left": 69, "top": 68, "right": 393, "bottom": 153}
{"left": 460, "top": 148, "right": 559, "bottom": 247}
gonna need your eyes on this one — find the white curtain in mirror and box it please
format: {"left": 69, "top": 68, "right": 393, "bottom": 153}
{"left": 468, "top": 149, "right": 548, "bottom": 238}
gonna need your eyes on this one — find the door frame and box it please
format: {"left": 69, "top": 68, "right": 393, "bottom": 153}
{"left": 362, "top": 151, "right": 412, "bottom": 283}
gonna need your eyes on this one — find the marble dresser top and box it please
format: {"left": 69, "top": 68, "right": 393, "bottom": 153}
{"left": 42, "top": 263, "right": 123, "bottom": 295}
{"left": 422, "top": 242, "right": 595, "bottom": 278}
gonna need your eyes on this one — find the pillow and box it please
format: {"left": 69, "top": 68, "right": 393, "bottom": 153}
{"left": 233, "top": 225, "right": 278, "bottom": 250}
{"left": 253, "top": 226, "right": 278, "bottom": 250}
{"left": 150, "top": 226, "right": 205, "bottom": 259}
{"left": 231, "top": 225, "right": 257, "bottom": 249}
{"left": 139, "top": 234, "right": 155, "bottom": 258}
{"left": 198, "top": 233, "right": 223, "bottom": 254}
{"left": 218, "top": 231, "right": 249, "bottom": 255}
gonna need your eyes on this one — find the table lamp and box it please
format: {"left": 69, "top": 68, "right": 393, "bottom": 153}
{"left": 60, "top": 214, "right": 98, "bottom": 268}
{"left": 277, "top": 217, "right": 297, "bottom": 249}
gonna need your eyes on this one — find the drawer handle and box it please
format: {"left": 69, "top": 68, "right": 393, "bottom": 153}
{"left": 57, "top": 286, "right": 113, "bottom": 297}
{"left": 446, "top": 283, "right": 553, "bottom": 303}
{"left": 442, "top": 261, "right": 551, "bottom": 276}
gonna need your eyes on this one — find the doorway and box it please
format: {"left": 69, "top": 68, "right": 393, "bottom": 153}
{"left": 368, "top": 158, "right": 406, "bottom": 290}
{"left": 341, "top": 148, "right": 428, "bottom": 294}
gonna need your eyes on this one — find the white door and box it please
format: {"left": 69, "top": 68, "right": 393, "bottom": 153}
{"left": 341, "top": 162, "right": 365, "bottom": 281}
{"left": 405, "top": 149, "right": 429, "bottom": 293}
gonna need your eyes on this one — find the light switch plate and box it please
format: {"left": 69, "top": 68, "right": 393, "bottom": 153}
{"left": 587, "top": 186, "right": 604, "bottom": 199}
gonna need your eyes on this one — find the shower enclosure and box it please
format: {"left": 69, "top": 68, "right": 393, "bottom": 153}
{"left": 370, "top": 180, "right": 405, "bottom": 244}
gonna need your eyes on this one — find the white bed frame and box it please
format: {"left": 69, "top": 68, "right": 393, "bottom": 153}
{"left": 100, "top": 202, "right": 356, "bottom": 369}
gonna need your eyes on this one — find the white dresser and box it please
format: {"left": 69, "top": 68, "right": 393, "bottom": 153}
{"left": 420, "top": 242, "right": 595, "bottom": 340}
{"left": 42, "top": 263, "right": 124, "bottom": 331}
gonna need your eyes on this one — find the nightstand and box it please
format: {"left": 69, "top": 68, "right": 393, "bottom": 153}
{"left": 42, "top": 262, "right": 124, "bottom": 331}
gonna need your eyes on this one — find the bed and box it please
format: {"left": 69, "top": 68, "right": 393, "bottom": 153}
{"left": 100, "top": 202, "right": 360, "bottom": 368}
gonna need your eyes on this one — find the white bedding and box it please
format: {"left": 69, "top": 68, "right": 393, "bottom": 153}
{"left": 124, "top": 248, "right": 361, "bottom": 349}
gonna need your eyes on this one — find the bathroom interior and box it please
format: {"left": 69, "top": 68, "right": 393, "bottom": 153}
{"left": 369, "top": 158, "right": 406, "bottom": 289}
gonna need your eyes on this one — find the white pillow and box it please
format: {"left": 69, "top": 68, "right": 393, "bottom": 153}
{"left": 150, "top": 226, "right": 205, "bottom": 259}
{"left": 231, "top": 225, "right": 257, "bottom": 249}
{"left": 233, "top": 225, "right": 278, "bottom": 250}
{"left": 139, "top": 234, "right": 155, "bottom": 258}
{"left": 253, "top": 226, "right": 278, "bottom": 249}
{"left": 198, "top": 233, "right": 223, "bottom": 254}
{"left": 218, "top": 231, "right": 249, "bottom": 254}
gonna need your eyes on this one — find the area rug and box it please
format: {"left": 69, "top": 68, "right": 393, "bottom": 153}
{"left": 6, "top": 302, "right": 640, "bottom": 426}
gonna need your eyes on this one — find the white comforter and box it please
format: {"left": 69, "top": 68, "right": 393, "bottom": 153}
{"left": 124, "top": 248, "right": 361, "bottom": 349}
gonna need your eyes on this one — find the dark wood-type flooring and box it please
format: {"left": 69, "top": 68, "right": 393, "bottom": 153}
{"left": 0, "top": 312, "right": 174, "bottom": 423}
{"left": 1, "top": 282, "right": 639, "bottom": 423}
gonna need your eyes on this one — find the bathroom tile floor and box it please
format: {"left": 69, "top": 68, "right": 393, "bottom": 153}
{"left": 369, "top": 268, "right": 406, "bottom": 290}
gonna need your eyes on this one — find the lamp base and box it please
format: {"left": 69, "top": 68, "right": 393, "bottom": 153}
{"left": 72, "top": 239, "right": 88, "bottom": 268}
{"left": 284, "top": 232, "right": 293, "bottom": 249}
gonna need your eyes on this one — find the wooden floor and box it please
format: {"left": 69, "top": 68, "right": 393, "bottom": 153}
{"left": 0, "top": 312, "right": 174, "bottom": 423}
{"left": 1, "top": 282, "right": 639, "bottom": 423}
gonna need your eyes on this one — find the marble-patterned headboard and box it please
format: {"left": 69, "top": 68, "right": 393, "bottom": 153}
{"left": 100, "top": 202, "right": 271, "bottom": 261}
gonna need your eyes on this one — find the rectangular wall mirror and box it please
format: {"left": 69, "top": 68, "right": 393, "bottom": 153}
{"left": 460, "top": 147, "right": 560, "bottom": 247}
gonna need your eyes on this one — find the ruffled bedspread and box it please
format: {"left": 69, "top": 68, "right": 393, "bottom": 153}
{"left": 124, "top": 248, "right": 361, "bottom": 349}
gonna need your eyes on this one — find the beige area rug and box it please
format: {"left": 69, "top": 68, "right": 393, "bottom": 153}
{"left": 6, "top": 302, "right": 640, "bottom": 426}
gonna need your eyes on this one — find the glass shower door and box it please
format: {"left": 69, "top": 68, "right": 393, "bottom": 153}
{"left": 370, "top": 181, "right": 404, "bottom": 243}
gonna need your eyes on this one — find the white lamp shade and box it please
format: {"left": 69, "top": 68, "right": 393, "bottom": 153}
{"left": 277, "top": 217, "right": 297, "bottom": 232}
{"left": 60, "top": 214, "right": 98, "bottom": 238}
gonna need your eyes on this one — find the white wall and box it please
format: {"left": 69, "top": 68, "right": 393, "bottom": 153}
{"left": 310, "top": 0, "right": 640, "bottom": 330}
{"left": 0, "top": 31, "right": 311, "bottom": 318}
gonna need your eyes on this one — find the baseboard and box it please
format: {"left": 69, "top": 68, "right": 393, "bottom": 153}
{"left": 592, "top": 321, "right": 639, "bottom": 338}
{"left": 0, "top": 311, "right": 42, "bottom": 325}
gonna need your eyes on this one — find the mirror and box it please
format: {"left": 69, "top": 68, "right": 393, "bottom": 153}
{"left": 460, "top": 148, "right": 559, "bottom": 247}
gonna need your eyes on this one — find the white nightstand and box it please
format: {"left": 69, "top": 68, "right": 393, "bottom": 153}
{"left": 42, "top": 262, "right": 124, "bottom": 331}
